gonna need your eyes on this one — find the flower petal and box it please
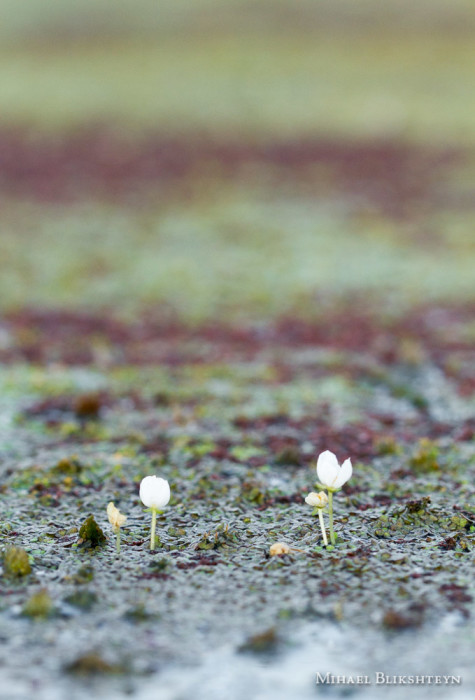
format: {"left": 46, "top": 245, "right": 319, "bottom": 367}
{"left": 139, "top": 476, "right": 155, "bottom": 507}
{"left": 305, "top": 492, "right": 319, "bottom": 507}
{"left": 333, "top": 458, "right": 352, "bottom": 489}
{"left": 316, "top": 450, "right": 340, "bottom": 487}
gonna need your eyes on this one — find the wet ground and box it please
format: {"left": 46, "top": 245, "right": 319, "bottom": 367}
{"left": 1, "top": 299, "right": 474, "bottom": 699}
{"left": 1, "top": 2, "right": 475, "bottom": 698}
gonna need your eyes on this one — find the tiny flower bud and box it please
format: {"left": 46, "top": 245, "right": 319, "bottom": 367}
{"left": 139, "top": 475, "right": 170, "bottom": 510}
{"left": 107, "top": 502, "right": 127, "bottom": 529}
{"left": 305, "top": 491, "right": 328, "bottom": 509}
{"left": 107, "top": 502, "right": 127, "bottom": 555}
{"left": 269, "top": 542, "right": 291, "bottom": 556}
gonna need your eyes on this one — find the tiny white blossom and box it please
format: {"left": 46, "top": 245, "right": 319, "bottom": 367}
{"left": 305, "top": 491, "right": 328, "bottom": 509}
{"left": 140, "top": 476, "right": 170, "bottom": 510}
{"left": 316, "top": 450, "right": 352, "bottom": 490}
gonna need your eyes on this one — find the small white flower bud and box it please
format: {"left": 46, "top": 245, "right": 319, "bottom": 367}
{"left": 305, "top": 491, "right": 328, "bottom": 509}
{"left": 139, "top": 475, "right": 170, "bottom": 510}
{"left": 107, "top": 501, "right": 127, "bottom": 529}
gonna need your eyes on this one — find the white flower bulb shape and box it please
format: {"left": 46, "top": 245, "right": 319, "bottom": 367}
{"left": 140, "top": 476, "right": 171, "bottom": 510}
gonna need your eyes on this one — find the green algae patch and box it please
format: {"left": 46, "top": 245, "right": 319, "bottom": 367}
{"left": 50, "top": 456, "right": 83, "bottom": 477}
{"left": 69, "top": 564, "right": 95, "bottom": 584}
{"left": 22, "top": 589, "right": 54, "bottom": 618}
{"left": 65, "top": 653, "right": 122, "bottom": 676}
{"left": 409, "top": 439, "right": 440, "bottom": 473}
{"left": 64, "top": 590, "right": 98, "bottom": 611}
{"left": 238, "top": 627, "right": 280, "bottom": 655}
{"left": 2, "top": 547, "right": 32, "bottom": 577}
{"left": 195, "top": 523, "right": 240, "bottom": 550}
{"left": 371, "top": 497, "right": 475, "bottom": 541}
{"left": 8, "top": 456, "right": 86, "bottom": 493}
{"left": 77, "top": 515, "right": 107, "bottom": 547}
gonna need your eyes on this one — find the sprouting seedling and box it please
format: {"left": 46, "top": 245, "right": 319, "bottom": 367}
{"left": 315, "top": 450, "right": 352, "bottom": 545}
{"left": 139, "top": 476, "right": 170, "bottom": 550}
{"left": 305, "top": 491, "right": 329, "bottom": 547}
{"left": 107, "top": 502, "right": 127, "bottom": 554}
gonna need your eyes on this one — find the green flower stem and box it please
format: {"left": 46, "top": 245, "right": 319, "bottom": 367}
{"left": 116, "top": 528, "right": 121, "bottom": 554}
{"left": 150, "top": 509, "right": 157, "bottom": 550}
{"left": 328, "top": 490, "right": 335, "bottom": 545}
{"left": 318, "top": 509, "right": 329, "bottom": 547}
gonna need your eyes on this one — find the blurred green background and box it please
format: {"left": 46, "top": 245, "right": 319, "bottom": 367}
{"left": 0, "top": 0, "right": 474, "bottom": 320}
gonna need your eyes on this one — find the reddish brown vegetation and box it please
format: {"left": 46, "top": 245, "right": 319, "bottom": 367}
{"left": 0, "top": 129, "right": 463, "bottom": 217}
{"left": 2, "top": 303, "right": 473, "bottom": 384}
{"left": 4, "top": 301, "right": 475, "bottom": 463}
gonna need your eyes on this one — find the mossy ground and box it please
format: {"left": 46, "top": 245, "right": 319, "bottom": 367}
{"left": 1, "top": 331, "right": 474, "bottom": 698}
{"left": 0, "top": 2, "right": 475, "bottom": 698}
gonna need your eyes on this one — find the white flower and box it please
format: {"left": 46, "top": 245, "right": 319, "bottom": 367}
{"left": 316, "top": 450, "right": 352, "bottom": 490}
{"left": 305, "top": 491, "right": 328, "bottom": 509}
{"left": 107, "top": 501, "right": 127, "bottom": 529}
{"left": 139, "top": 476, "right": 170, "bottom": 510}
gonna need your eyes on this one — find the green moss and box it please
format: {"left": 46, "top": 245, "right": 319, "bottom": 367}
{"left": 191, "top": 475, "right": 229, "bottom": 499}
{"left": 196, "top": 524, "right": 240, "bottom": 550}
{"left": 405, "top": 496, "right": 432, "bottom": 514}
{"left": 241, "top": 479, "right": 267, "bottom": 505}
{"left": 65, "top": 653, "right": 120, "bottom": 675}
{"left": 78, "top": 515, "right": 107, "bottom": 547}
{"left": 2, "top": 547, "right": 32, "bottom": 577}
{"left": 186, "top": 440, "right": 216, "bottom": 457}
{"left": 71, "top": 565, "right": 95, "bottom": 584}
{"left": 64, "top": 590, "right": 98, "bottom": 610}
{"left": 50, "top": 456, "right": 83, "bottom": 476}
{"left": 375, "top": 436, "right": 402, "bottom": 456}
{"left": 149, "top": 557, "right": 169, "bottom": 572}
{"left": 22, "top": 589, "right": 54, "bottom": 618}
{"left": 9, "top": 455, "right": 86, "bottom": 492}
{"left": 449, "top": 515, "right": 469, "bottom": 531}
{"left": 9, "top": 465, "right": 48, "bottom": 490}
{"left": 230, "top": 445, "right": 265, "bottom": 461}
{"left": 238, "top": 627, "right": 279, "bottom": 654}
{"left": 373, "top": 497, "right": 444, "bottom": 538}
{"left": 373, "top": 496, "right": 475, "bottom": 546}
{"left": 124, "top": 603, "right": 156, "bottom": 622}
{"left": 274, "top": 446, "right": 301, "bottom": 466}
{"left": 409, "top": 438, "right": 440, "bottom": 472}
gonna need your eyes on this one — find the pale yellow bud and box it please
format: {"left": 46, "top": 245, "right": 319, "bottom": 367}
{"left": 107, "top": 502, "right": 127, "bottom": 529}
{"left": 269, "top": 542, "right": 291, "bottom": 556}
